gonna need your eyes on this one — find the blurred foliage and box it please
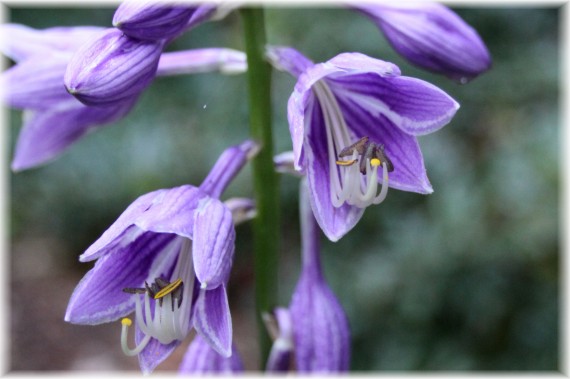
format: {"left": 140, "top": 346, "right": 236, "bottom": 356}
{"left": 7, "top": 5, "right": 559, "bottom": 371}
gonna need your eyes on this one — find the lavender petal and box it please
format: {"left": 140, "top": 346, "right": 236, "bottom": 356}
{"left": 179, "top": 334, "right": 244, "bottom": 374}
{"left": 65, "top": 232, "right": 177, "bottom": 325}
{"left": 193, "top": 285, "right": 233, "bottom": 358}
{"left": 113, "top": 0, "right": 197, "bottom": 41}
{"left": 192, "top": 197, "right": 235, "bottom": 289}
{"left": 353, "top": 3, "right": 491, "bottom": 82}
{"left": 11, "top": 97, "right": 137, "bottom": 172}
{"left": 135, "top": 327, "right": 180, "bottom": 375}
{"left": 0, "top": 23, "right": 104, "bottom": 62}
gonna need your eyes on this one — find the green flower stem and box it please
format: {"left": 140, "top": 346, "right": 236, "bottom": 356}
{"left": 240, "top": 7, "right": 279, "bottom": 365}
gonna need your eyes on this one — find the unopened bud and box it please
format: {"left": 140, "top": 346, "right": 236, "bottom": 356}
{"left": 64, "top": 28, "right": 163, "bottom": 106}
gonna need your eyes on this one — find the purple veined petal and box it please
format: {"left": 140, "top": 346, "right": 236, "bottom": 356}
{"left": 64, "top": 28, "right": 163, "bottom": 106}
{"left": 199, "top": 139, "right": 260, "bottom": 198}
{"left": 1, "top": 53, "right": 73, "bottom": 109}
{"left": 290, "top": 274, "right": 351, "bottom": 372}
{"left": 193, "top": 285, "right": 232, "bottom": 358}
{"left": 156, "top": 48, "right": 247, "bottom": 76}
{"left": 11, "top": 97, "right": 137, "bottom": 172}
{"left": 290, "top": 193, "right": 350, "bottom": 372}
{"left": 179, "top": 334, "right": 244, "bottom": 374}
{"left": 352, "top": 3, "right": 491, "bottom": 82}
{"left": 80, "top": 189, "right": 168, "bottom": 262}
{"left": 192, "top": 197, "right": 236, "bottom": 289}
{"left": 328, "top": 72, "right": 459, "bottom": 136}
{"left": 266, "top": 45, "right": 315, "bottom": 78}
{"left": 113, "top": 0, "right": 197, "bottom": 41}
{"left": 333, "top": 88, "right": 433, "bottom": 194}
{"left": 286, "top": 51, "right": 401, "bottom": 170}
{"left": 133, "top": 185, "right": 207, "bottom": 240}
{"left": 0, "top": 23, "right": 105, "bottom": 62}
{"left": 65, "top": 232, "right": 178, "bottom": 325}
{"left": 135, "top": 326, "right": 180, "bottom": 375}
{"left": 303, "top": 97, "right": 365, "bottom": 242}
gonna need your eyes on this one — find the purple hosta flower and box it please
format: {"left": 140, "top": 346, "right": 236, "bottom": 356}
{"left": 64, "top": 28, "right": 164, "bottom": 106}
{"left": 352, "top": 2, "right": 491, "bottom": 82}
{"left": 272, "top": 179, "right": 350, "bottom": 372}
{"left": 65, "top": 140, "right": 258, "bottom": 374}
{"left": 1, "top": 24, "right": 246, "bottom": 171}
{"left": 113, "top": 0, "right": 216, "bottom": 41}
{"left": 267, "top": 46, "right": 459, "bottom": 241}
{"left": 179, "top": 334, "right": 244, "bottom": 374}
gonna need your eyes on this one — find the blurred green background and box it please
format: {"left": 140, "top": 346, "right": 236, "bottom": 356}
{"left": 6, "top": 5, "right": 559, "bottom": 372}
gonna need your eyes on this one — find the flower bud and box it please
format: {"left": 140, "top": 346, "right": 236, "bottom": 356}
{"left": 354, "top": 3, "right": 491, "bottom": 82}
{"left": 64, "top": 28, "right": 163, "bottom": 106}
{"left": 113, "top": 0, "right": 198, "bottom": 41}
{"left": 288, "top": 179, "right": 351, "bottom": 372}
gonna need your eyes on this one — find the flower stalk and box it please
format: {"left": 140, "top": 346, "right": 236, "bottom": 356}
{"left": 240, "top": 7, "right": 279, "bottom": 364}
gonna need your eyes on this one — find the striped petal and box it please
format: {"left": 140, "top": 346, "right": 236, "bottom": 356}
{"left": 193, "top": 285, "right": 232, "bottom": 358}
{"left": 179, "top": 334, "right": 243, "bottom": 374}
{"left": 192, "top": 197, "right": 235, "bottom": 289}
{"left": 65, "top": 232, "right": 177, "bottom": 325}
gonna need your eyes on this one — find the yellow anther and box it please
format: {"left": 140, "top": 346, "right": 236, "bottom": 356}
{"left": 154, "top": 278, "right": 183, "bottom": 300}
{"left": 336, "top": 159, "right": 357, "bottom": 166}
{"left": 370, "top": 158, "right": 381, "bottom": 167}
{"left": 121, "top": 318, "right": 132, "bottom": 327}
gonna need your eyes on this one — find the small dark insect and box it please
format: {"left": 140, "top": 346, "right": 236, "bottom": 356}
{"left": 123, "top": 277, "right": 184, "bottom": 310}
{"left": 336, "top": 136, "right": 394, "bottom": 174}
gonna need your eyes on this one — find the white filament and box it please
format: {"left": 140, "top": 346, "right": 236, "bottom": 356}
{"left": 121, "top": 237, "right": 196, "bottom": 356}
{"left": 312, "top": 81, "right": 389, "bottom": 208}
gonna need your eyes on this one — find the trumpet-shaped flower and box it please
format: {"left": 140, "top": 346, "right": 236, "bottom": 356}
{"left": 179, "top": 334, "right": 244, "bottom": 374}
{"left": 267, "top": 46, "right": 459, "bottom": 241}
{"left": 65, "top": 140, "right": 258, "bottom": 374}
{"left": 352, "top": 2, "right": 491, "bottom": 82}
{"left": 1, "top": 23, "right": 246, "bottom": 171}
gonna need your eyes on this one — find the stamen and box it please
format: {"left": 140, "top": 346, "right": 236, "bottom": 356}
{"left": 119, "top": 237, "right": 196, "bottom": 355}
{"left": 336, "top": 159, "right": 357, "bottom": 166}
{"left": 120, "top": 317, "right": 151, "bottom": 356}
{"left": 312, "top": 80, "right": 393, "bottom": 209}
{"left": 153, "top": 278, "right": 183, "bottom": 300}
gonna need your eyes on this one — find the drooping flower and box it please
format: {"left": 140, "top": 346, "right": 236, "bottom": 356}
{"left": 113, "top": 0, "right": 216, "bottom": 41}
{"left": 267, "top": 46, "right": 459, "bottom": 241}
{"left": 265, "top": 179, "right": 350, "bottom": 372}
{"left": 179, "top": 334, "right": 244, "bottom": 374}
{"left": 352, "top": 2, "right": 491, "bottom": 82}
{"left": 1, "top": 23, "right": 246, "bottom": 171}
{"left": 65, "top": 140, "right": 258, "bottom": 374}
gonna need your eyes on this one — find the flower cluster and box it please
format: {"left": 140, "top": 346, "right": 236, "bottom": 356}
{"left": 3, "top": 1, "right": 490, "bottom": 374}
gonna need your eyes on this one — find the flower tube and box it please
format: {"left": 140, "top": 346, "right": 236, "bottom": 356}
{"left": 65, "top": 140, "right": 258, "bottom": 374}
